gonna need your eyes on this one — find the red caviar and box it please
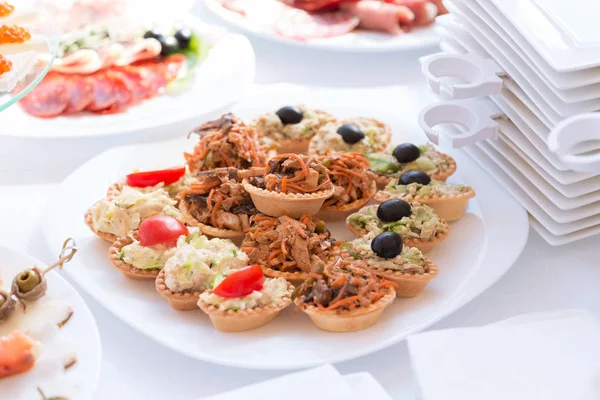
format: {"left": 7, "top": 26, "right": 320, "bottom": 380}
{"left": 0, "top": 54, "right": 11, "bottom": 75}
{"left": 0, "top": 2, "right": 15, "bottom": 18}
{"left": 0, "top": 25, "right": 31, "bottom": 44}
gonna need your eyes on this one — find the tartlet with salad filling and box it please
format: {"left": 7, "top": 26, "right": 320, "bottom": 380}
{"left": 85, "top": 185, "right": 184, "bottom": 243}
{"left": 251, "top": 105, "right": 336, "bottom": 154}
{"left": 179, "top": 168, "right": 261, "bottom": 238}
{"left": 107, "top": 166, "right": 195, "bottom": 200}
{"left": 292, "top": 257, "right": 396, "bottom": 332}
{"left": 343, "top": 231, "right": 438, "bottom": 297}
{"left": 240, "top": 214, "right": 337, "bottom": 281}
{"left": 317, "top": 152, "right": 377, "bottom": 219}
{"left": 374, "top": 170, "right": 475, "bottom": 222}
{"left": 155, "top": 233, "right": 249, "bottom": 310}
{"left": 108, "top": 215, "right": 191, "bottom": 280}
{"left": 308, "top": 118, "right": 391, "bottom": 156}
{"left": 198, "top": 264, "right": 294, "bottom": 332}
{"left": 346, "top": 200, "right": 449, "bottom": 253}
{"left": 184, "top": 113, "right": 268, "bottom": 174}
{"left": 366, "top": 143, "right": 456, "bottom": 186}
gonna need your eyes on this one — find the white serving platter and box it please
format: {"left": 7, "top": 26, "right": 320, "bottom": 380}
{"left": 0, "top": 245, "right": 101, "bottom": 400}
{"left": 41, "top": 88, "right": 528, "bottom": 369}
{"left": 204, "top": 0, "right": 440, "bottom": 53}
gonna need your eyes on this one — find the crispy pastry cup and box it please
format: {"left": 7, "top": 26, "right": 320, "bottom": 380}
{"left": 370, "top": 258, "right": 438, "bottom": 298}
{"left": 179, "top": 200, "right": 244, "bottom": 239}
{"left": 84, "top": 208, "right": 118, "bottom": 243}
{"left": 307, "top": 118, "right": 392, "bottom": 156}
{"left": 242, "top": 179, "right": 335, "bottom": 218}
{"left": 197, "top": 282, "right": 294, "bottom": 332}
{"left": 345, "top": 219, "right": 450, "bottom": 254}
{"left": 371, "top": 153, "right": 458, "bottom": 188}
{"left": 108, "top": 232, "right": 161, "bottom": 280}
{"left": 277, "top": 138, "right": 311, "bottom": 154}
{"left": 317, "top": 180, "right": 377, "bottom": 221}
{"left": 295, "top": 288, "right": 396, "bottom": 332}
{"left": 155, "top": 269, "right": 203, "bottom": 311}
{"left": 373, "top": 189, "right": 476, "bottom": 222}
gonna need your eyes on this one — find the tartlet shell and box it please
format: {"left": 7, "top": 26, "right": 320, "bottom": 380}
{"left": 373, "top": 189, "right": 476, "bottom": 222}
{"left": 197, "top": 281, "right": 294, "bottom": 332}
{"left": 345, "top": 219, "right": 450, "bottom": 254}
{"left": 371, "top": 153, "right": 458, "bottom": 187}
{"left": 317, "top": 180, "right": 377, "bottom": 221}
{"left": 296, "top": 288, "right": 396, "bottom": 332}
{"left": 106, "top": 182, "right": 123, "bottom": 200}
{"left": 371, "top": 258, "right": 438, "bottom": 298}
{"left": 179, "top": 200, "right": 244, "bottom": 238}
{"left": 276, "top": 138, "right": 311, "bottom": 154}
{"left": 108, "top": 232, "right": 160, "bottom": 280}
{"left": 155, "top": 269, "right": 203, "bottom": 311}
{"left": 307, "top": 118, "right": 392, "bottom": 156}
{"left": 84, "top": 208, "right": 118, "bottom": 243}
{"left": 242, "top": 179, "right": 335, "bottom": 218}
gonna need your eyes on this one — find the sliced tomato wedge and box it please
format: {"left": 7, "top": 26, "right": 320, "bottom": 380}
{"left": 138, "top": 215, "right": 188, "bottom": 247}
{"left": 213, "top": 264, "right": 264, "bottom": 298}
{"left": 126, "top": 166, "right": 185, "bottom": 188}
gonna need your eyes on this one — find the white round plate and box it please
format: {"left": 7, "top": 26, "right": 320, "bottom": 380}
{"left": 0, "top": 246, "right": 101, "bottom": 399}
{"left": 42, "top": 88, "right": 528, "bottom": 370}
{"left": 1, "top": 16, "right": 255, "bottom": 139}
{"left": 204, "top": 0, "right": 440, "bottom": 53}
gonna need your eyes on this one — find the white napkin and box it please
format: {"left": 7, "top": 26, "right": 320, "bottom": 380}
{"left": 199, "top": 364, "right": 389, "bottom": 400}
{"left": 407, "top": 310, "right": 600, "bottom": 400}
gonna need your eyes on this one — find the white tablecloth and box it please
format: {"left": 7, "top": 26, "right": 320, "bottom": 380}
{"left": 0, "top": 4, "right": 598, "bottom": 399}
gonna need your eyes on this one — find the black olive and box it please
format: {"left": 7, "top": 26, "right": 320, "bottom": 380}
{"left": 337, "top": 124, "right": 365, "bottom": 144}
{"left": 399, "top": 170, "right": 431, "bottom": 185}
{"left": 159, "top": 36, "right": 179, "bottom": 57}
{"left": 174, "top": 27, "right": 193, "bottom": 49}
{"left": 276, "top": 106, "right": 303, "bottom": 125}
{"left": 371, "top": 232, "right": 403, "bottom": 259}
{"left": 377, "top": 199, "right": 412, "bottom": 222}
{"left": 143, "top": 28, "right": 164, "bottom": 41}
{"left": 392, "top": 143, "right": 421, "bottom": 163}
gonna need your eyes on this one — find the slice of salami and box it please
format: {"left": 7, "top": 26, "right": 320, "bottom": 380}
{"left": 63, "top": 75, "right": 94, "bottom": 114}
{"left": 113, "top": 66, "right": 157, "bottom": 100}
{"left": 97, "top": 70, "right": 134, "bottom": 114}
{"left": 273, "top": 9, "right": 360, "bottom": 40}
{"left": 19, "top": 73, "right": 69, "bottom": 118}
{"left": 86, "top": 72, "right": 118, "bottom": 112}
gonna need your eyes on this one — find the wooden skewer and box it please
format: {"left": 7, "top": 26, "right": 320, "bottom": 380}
{"left": 42, "top": 238, "right": 77, "bottom": 275}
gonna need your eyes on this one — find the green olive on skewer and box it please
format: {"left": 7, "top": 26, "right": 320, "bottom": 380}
{"left": 11, "top": 267, "right": 47, "bottom": 302}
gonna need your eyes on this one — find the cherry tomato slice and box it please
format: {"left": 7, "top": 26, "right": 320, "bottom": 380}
{"left": 138, "top": 215, "right": 188, "bottom": 247}
{"left": 126, "top": 166, "right": 185, "bottom": 188}
{"left": 213, "top": 265, "right": 264, "bottom": 298}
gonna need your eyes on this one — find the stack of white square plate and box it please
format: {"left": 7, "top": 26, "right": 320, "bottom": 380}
{"left": 416, "top": 0, "right": 600, "bottom": 245}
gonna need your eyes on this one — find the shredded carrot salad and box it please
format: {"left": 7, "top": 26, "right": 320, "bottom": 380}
{"left": 252, "top": 153, "right": 332, "bottom": 194}
{"left": 319, "top": 152, "right": 373, "bottom": 208}
{"left": 292, "top": 258, "right": 396, "bottom": 313}
{"left": 240, "top": 214, "right": 335, "bottom": 274}
{"left": 184, "top": 114, "right": 267, "bottom": 174}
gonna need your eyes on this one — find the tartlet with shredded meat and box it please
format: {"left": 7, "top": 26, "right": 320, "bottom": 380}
{"left": 317, "top": 152, "right": 377, "bottom": 219}
{"left": 242, "top": 154, "right": 335, "bottom": 218}
{"left": 240, "top": 214, "right": 337, "bottom": 281}
{"left": 179, "top": 168, "right": 261, "bottom": 238}
{"left": 292, "top": 258, "right": 396, "bottom": 332}
{"left": 184, "top": 113, "right": 269, "bottom": 174}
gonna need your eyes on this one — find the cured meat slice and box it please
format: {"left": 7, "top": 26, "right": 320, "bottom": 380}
{"left": 63, "top": 75, "right": 94, "bottom": 114}
{"left": 134, "top": 54, "right": 186, "bottom": 83}
{"left": 341, "top": 1, "right": 415, "bottom": 34}
{"left": 273, "top": 9, "right": 360, "bottom": 40}
{"left": 429, "top": 0, "right": 448, "bottom": 15}
{"left": 385, "top": 0, "right": 437, "bottom": 26}
{"left": 86, "top": 72, "right": 118, "bottom": 112}
{"left": 97, "top": 70, "right": 134, "bottom": 113}
{"left": 19, "top": 73, "right": 69, "bottom": 118}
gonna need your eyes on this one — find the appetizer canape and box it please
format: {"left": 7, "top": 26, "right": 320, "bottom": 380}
{"left": 374, "top": 170, "right": 475, "bottom": 222}
{"left": 107, "top": 166, "right": 194, "bottom": 200}
{"left": 251, "top": 105, "right": 336, "bottom": 154}
{"left": 241, "top": 214, "right": 337, "bottom": 281}
{"left": 85, "top": 185, "right": 184, "bottom": 243}
{"left": 155, "top": 233, "right": 248, "bottom": 310}
{"left": 366, "top": 143, "right": 456, "bottom": 187}
{"left": 344, "top": 231, "right": 438, "bottom": 297}
{"left": 185, "top": 113, "right": 269, "bottom": 174}
{"left": 292, "top": 257, "right": 396, "bottom": 332}
{"left": 346, "top": 200, "right": 449, "bottom": 253}
{"left": 179, "top": 168, "right": 261, "bottom": 238}
{"left": 308, "top": 118, "right": 391, "bottom": 156}
{"left": 317, "top": 152, "right": 376, "bottom": 219}
{"left": 197, "top": 264, "right": 294, "bottom": 332}
{"left": 109, "top": 215, "right": 191, "bottom": 280}
{"left": 242, "top": 154, "right": 334, "bottom": 218}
